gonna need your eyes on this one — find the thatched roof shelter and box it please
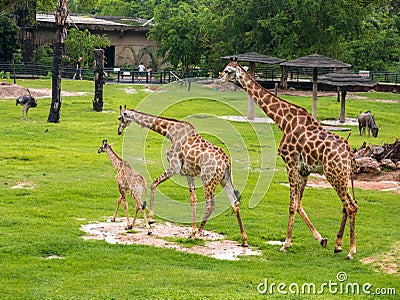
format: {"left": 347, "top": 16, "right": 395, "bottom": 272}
{"left": 280, "top": 53, "right": 351, "bottom": 119}
{"left": 221, "top": 52, "right": 285, "bottom": 65}
{"left": 221, "top": 52, "right": 285, "bottom": 120}
{"left": 280, "top": 53, "right": 351, "bottom": 69}
{"left": 319, "top": 69, "right": 376, "bottom": 88}
{"left": 319, "top": 69, "right": 376, "bottom": 123}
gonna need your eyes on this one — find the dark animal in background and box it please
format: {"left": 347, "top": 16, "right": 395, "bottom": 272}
{"left": 16, "top": 89, "right": 37, "bottom": 121}
{"left": 357, "top": 111, "right": 379, "bottom": 137}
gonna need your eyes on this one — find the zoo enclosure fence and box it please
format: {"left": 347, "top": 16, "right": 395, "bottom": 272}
{"left": 1, "top": 62, "right": 399, "bottom": 86}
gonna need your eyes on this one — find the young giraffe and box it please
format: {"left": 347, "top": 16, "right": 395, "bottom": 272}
{"left": 117, "top": 105, "right": 248, "bottom": 246}
{"left": 219, "top": 59, "right": 358, "bottom": 259}
{"left": 98, "top": 139, "right": 151, "bottom": 234}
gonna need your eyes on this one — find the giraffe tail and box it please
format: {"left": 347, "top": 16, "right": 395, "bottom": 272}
{"left": 350, "top": 158, "right": 357, "bottom": 202}
{"left": 223, "top": 165, "right": 241, "bottom": 202}
{"left": 234, "top": 189, "right": 241, "bottom": 203}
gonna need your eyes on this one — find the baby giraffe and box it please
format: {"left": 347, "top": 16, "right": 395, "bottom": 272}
{"left": 98, "top": 139, "right": 151, "bottom": 234}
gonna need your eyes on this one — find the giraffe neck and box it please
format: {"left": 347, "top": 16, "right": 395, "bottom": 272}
{"left": 105, "top": 146, "right": 123, "bottom": 170}
{"left": 236, "top": 65, "right": 315, "bottom": 133}
{"left": 125, "top": 109, "right": 196, "bottom": 141}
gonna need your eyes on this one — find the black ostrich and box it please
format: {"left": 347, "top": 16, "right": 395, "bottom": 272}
{"left": 16, "top": 89, "right": 37, "bottom": 121}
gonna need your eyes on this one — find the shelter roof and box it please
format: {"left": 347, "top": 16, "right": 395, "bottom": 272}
{"left": 319, "top": 69, "right": 376, "bottom": 87}
{"left": 221, "top": 52, "right": 285, "bottom": 64}
{"left": 280, "top": 53, "right": 351, "bottom": 68}
{"left": 36, "top": 13, "right": 150, "bottom": 32}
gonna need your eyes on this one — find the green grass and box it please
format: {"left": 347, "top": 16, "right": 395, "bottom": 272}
{"left": 0, "top": 78, "right": 399, "bottom": 299}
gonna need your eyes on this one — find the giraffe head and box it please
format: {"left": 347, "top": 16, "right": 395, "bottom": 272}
{"left": 118, "top": 105, "right": 131, "bottom": 135}
{"left": 218, "top": 58, "right": 242, "bottom": 85}
{"left": 98, "top": 139, "right": 112, "bottom": 153}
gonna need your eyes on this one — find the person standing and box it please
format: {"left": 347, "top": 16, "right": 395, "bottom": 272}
{"left": 138, "top": 62, "right": 145, "bottom": 81}
{"left": 73, "top": 57, "right": 83, "bottom": 80}
{"left": 146, "top": 66, "right": 152, "bottom": 82}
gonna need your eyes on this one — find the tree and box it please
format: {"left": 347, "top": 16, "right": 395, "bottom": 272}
{"left": 149, "top": 0, "right": 203, "bottom": 72}
{"left": 48, "top": 0, "right": 69, "bottom": 123}
{"left": 93, "top": 49, "right": 105, "bottom": 112}
{"left": 0, "top": 12, "right": 20, "bottom": 62}
{"left": 65, "top": 28, "right": 110, "bottom": 68}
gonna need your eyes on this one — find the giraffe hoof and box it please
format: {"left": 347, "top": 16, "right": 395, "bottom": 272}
{"left": 147, "top": 230, "right": 152, "bottom": 235}
{"left": 334, "top": 247, "right": 343, "bottom": 253}
{"left": 279, "top": 246, "right": 288, "bottom": 252}
{"left": 345, "top": 254, "right": 354, "bottom": 260}
{"left": 149, "top": 220, "right": 156, "bottom": 225}
{"left": 241, "top": 242, "right": 249, "bottom": 248}
{"left": 320, "top": 238, "right": 328, "bottom": 248}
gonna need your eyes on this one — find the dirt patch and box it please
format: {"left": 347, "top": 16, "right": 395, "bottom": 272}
{"left": 11, "top": 181, "right": 35, "bottom": 189}
{"left": 277, "top": 89, "right": 338, "bottom": 98}
{"left": 0, "top": 82, "right": 88, "bottom": 99}
{"left": 361, "top": 242, "right": 400, "bottom": 275}
{"left": 81, "top": 218, "right": 261, "bottom": 260}
{"left": 306, "top": 172, "right": 400, "bottom": 193}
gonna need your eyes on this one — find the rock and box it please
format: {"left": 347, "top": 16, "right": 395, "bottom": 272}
{"left": 379, "top": 159, "right": 396, "bottom": 170}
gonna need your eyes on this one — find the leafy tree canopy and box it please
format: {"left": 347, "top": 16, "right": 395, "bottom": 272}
{"left": 0, "top": 12, "right": 20, "bottom": 62}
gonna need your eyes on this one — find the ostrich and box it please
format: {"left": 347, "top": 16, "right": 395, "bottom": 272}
{"left": 16, "top": 89, "right": 37, "bottom": 121}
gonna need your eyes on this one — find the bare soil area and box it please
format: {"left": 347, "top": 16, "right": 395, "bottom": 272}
{"left": 361, "top": 242, "right": 400, "bottom": 275}
{"left": 81, "top": 218, "right": 261, "bottom": 260}
{"left": 307, "top": 171, "right": 400, "bottom": 194}
{"left": 0, "top": 82, "right": 88, "bottom": 99}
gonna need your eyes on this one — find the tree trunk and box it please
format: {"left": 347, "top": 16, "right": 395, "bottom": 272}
{"left": 93, "top": 49, "right": 105, "bottom": 112}
{"left": 279, "top": 65, "right": 288, "bottom": 90}
{"left": 47, "top": 0, "right": 68, "bottom": 123}
{"left": 339, "top": 90, "right": 347, "bottom": 123}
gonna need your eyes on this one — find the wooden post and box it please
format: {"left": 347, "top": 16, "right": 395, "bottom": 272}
{"left": 312, "top": 67, "right": 318, "bottom": 119}
{"left": 247, "top": 62, "right": 256, "bottom": 120}
{"left": 339, "top": 90, "right": 347, "bottom": 123}
{"left": 93, "top": 49, "right": 105, "bottom": 112}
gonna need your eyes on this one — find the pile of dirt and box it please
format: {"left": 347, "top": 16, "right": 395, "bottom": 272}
{"left": 0, "top": 82, "right": 88, "bottom": 99}
{"left": 354, "top": 140, "right": 400, "bottom": 176}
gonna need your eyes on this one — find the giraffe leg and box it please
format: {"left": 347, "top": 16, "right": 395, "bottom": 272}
{"left": 187, "top": 177, "right": 197, "bottom": 237}
{"left": 280, "top": 170, "right": 326, "bottom": 252}
{"left": 328, "top": 174, "right": 358, "bottom": 259}
{"left": 221, "top": 171, "right": 248, "bottom": 247}
{"left": 334, "top": 208, "right": 347, "bottom": 253}
{"left": 297, "top": 175, "right": 327, "bottom": 247}
{"left": 130, "top": 191, "right": 140, "bottom": 228}
{"left": 132, "top": 192, "right": 151, "bottom": 235}
{"left": 347, "top": 206, "right": 357, "bottom": 260}
{"left": 280, "top": 169, "right": 300, "bottom": 252}
{"left": 297, "top": 203, "right": 327, "bottom": 248}
{"left": 149, "top": 168, "right": 179, "bottom": 223}
{"left": 194, "top": 176, "right": 219, "bottom": 238}
{"left": 121, "top": 194, "right": 132, "bottom": 230}
{"left": 194, "top": 196, "right": 215, "bottom": 239}
{"left": 112, "top": 191, "right": 124, "bottom": 222}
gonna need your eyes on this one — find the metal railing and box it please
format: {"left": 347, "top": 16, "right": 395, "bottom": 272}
{"left": 1, "top": 62, "right": 399, "bottom": 85}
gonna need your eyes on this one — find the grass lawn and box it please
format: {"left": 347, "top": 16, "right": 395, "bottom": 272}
{"left": 0, "top": 78, "right": 399, "bottom": 299}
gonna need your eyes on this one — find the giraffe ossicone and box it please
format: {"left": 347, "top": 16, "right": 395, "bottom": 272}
{"left": 219, "top": 59, "right": 358, "bottom": 259}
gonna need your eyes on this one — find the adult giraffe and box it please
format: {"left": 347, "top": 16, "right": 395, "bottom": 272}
{"left": 117, "top": 105, "right": 248, "bottom": 246}
{"left": 219, "top": 59, "right": 358, "bottom": 259}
